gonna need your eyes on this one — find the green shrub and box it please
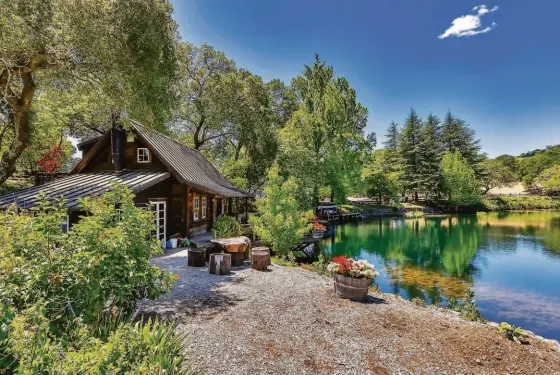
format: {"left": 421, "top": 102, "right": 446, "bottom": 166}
{"left": 446, "top": 290, "right": 485, "bottom": 322}
{"left": 483, "top": 196, "right": 560, "bottom": 211}
{"left": 411, "top": 297, "right": 426, "bottom": 307}
{"left": 249, "top": 164, "right": 312, "bottom": 258}
{"left": 0, "top": 185, "right": 184, "bottom": 374}
{"left": 311, "top": 252, "right": 329, "bottom": 275}
{"left": 212, "top": 215, "right": 241, "bottom": 238}
{"left": 498, "top": 322, "right": 527, "bottom": 344}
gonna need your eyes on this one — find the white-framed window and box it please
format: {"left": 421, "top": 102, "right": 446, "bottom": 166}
{"left": 193, "top": 196, "right": 200, "bottom": 221}
{"left": 137, "top": 148, "right": 150, "bottom": 163}
{"left": 201, "top": 197, "right": 207, "bottom": 219}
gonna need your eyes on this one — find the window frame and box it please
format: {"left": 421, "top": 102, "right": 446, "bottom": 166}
{"left": 137, "top": 147, "right": 150, "bottom": 163}
{"left": 201, "top": 197, "right": 207, "bottom": 219}
{"left": 193, "top": 196, "right": 200, "bottom": 221}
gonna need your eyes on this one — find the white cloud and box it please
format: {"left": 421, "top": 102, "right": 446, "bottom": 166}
{"left": 438, "top": 5, "right": 499, "bottom": 39}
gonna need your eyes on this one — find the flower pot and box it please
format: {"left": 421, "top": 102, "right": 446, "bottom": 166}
{"left": 333, "top": 274, "right": 372, "bottom": 301}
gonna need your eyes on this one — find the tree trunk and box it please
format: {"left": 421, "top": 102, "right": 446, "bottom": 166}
{"left": 0, "top": 69, "right": 35, "bottom": 186}
{"left": 330, "top": 187, "right": 335, "bottom": 203}
{"left": 193, "top": 115, "right": 206, "bottom": 150}
{"left": 414, "top": 191, "right": 419, "bottom": 203}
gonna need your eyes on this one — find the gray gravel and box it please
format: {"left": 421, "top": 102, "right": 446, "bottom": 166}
{"left": 140, "top": 249, "right": 560, "bottom": 375}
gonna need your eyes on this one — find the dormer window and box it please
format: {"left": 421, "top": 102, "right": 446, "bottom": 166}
{"left": 137, "top": 148, "right": 150, "bottom": 163}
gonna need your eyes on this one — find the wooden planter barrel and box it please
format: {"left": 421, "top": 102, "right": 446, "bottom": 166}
{"left": 209, "top": 253, "right": 232, "bottom": 275}
{"left": 187, "top": 248, "right": 205, "bottom": 267}
{"left": 333, "top": 274, "right": 372, "bottom": 301}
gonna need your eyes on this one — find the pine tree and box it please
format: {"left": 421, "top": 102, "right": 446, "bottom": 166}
{"left": 417, "top": 114, "right": 443, "bottom": 200}
{"left": 440, "top": 111, "right": 483, "bottom": 171}
{"left": 398, "top": 109, "right": 423, "bottom": 202}
{"left": 383, "top": 121, "right": 400, "bottom": 173}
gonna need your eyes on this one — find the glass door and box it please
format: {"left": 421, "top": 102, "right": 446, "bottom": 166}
{"left": 150, "top": 201, "right": 166, "bottom": 243}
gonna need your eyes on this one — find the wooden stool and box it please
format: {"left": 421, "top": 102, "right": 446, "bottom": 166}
{"left": 209, "top": 253, "right": 231, "bottom": 275}
{"left": 229, "top": 252, "right": 245, "bottom": 267}
{"left": 205, "top": 243, "right": 221, "bottom": 262}
{"left": 251, "top": 250, "right": 270, "bottom": 271}
{"left": 252, "top": 247, "right": 271, "bottom": 265}
{"left": 187, "top": 248, "right": 205, "bottom": 267}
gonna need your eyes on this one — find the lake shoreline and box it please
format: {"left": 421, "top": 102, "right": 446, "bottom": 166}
{"left": 141, "top": 251, "right": 560, "bottom": 374}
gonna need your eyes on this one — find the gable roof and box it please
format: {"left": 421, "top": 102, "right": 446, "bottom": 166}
{"left": 130, "top": 121, "right": 252, "bottom": 198}
{"left": 0, "top": 171, "right": 170, "bottom": 211}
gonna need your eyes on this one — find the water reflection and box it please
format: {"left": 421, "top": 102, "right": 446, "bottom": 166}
{"left": 322, "top": 212, "right": 560, "bottom": 339}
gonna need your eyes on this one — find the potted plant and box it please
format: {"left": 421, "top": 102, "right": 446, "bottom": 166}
{"left": 327, "top": 256, "right": 379, "bottom": 301}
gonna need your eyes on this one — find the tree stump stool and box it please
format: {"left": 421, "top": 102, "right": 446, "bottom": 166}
{"left": 230, "top": 252, "right": 245, "bottom": 267}
{"left": 251, "top": 250, "right": 270, "bottom": 271}
{"left": 187, "top": 248, "right": 205, "bottom": 267}
{"left": 205, "top": 243, "right": 222, "bottom": 262}
{"left": 251, "top": 247, "right": 271, "bottom": 265}
{"left": 209, "top": 253, "right": 231, "bottom": 275}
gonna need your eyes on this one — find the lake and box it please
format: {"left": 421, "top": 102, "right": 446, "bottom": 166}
{"left": 322, "top": 211, "right": 560, "bottom": 340}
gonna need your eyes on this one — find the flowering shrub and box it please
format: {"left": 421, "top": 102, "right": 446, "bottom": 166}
{"left": 327, "top": 256, "right": 379, "bottom": 279}
{"left": 36, "top": 145, "right": 65, "bottom": 173}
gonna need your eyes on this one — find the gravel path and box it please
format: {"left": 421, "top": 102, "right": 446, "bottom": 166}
{"left": 140, "top": 249, "right": 560, "bottom": 375}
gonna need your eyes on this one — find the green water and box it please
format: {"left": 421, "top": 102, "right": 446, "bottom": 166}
{"left": 322, "top": 212, "right": 560, "bottom": 340}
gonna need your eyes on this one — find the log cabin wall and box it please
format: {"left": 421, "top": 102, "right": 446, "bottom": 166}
{"left": 82, "top": 135, "right": 167, "bottom": 173}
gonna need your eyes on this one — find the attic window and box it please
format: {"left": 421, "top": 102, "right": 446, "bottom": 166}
{"left": 137, "top": 148, "right": 150, "bottom": 163}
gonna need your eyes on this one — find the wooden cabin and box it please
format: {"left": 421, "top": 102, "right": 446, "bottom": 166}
{"left": 0, "top": 121, "right": 253, "bottom": 242}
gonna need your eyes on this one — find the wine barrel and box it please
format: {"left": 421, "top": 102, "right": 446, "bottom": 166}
{"left": 333, "top": 274, "right": 371, "bottom": 301}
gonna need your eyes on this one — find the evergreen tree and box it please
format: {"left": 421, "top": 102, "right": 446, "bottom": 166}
{"left": 398, "top": 108, "right": 423, "bottom": 202}
{"left": 417, "top": 114, "right": 443, "bottom": 200}
{"left": 383, "top": 121, "right": 400, "bottom": 173}
{"left": 439, "top": 111, "right": 483, "bottom": 170}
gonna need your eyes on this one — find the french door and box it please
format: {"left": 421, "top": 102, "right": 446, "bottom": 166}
{"left": 150, "top": 201, "right": 166, "bottom": 243}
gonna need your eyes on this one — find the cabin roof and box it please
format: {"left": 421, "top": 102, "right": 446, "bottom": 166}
{"left": 130, "top": 121, "right": 252, "bottom": 198}
{"left": 0, "top": 171, "right": 170, "bottom": 211}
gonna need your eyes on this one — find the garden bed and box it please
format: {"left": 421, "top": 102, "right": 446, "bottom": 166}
{"left": 140, "top": 250, "right": 560, "bottom": 375}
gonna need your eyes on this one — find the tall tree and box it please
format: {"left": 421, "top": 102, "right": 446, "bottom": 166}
{"left": 439, "top": 111, "right": 483, "bottom": 170}
{"left": 441, "top": 150, "right": 481, "bottom": 207}
{"left": 279, "top": 54, "right": 371, "bottom": 206}
{"left": 0, "top": 0, "right": 178, "bottom": 185}
{"left": 171, "top": 42, "right": 235, "bottom": 150}
{"left": 383, "top": 121, "right": 400, "bottom": 173}
{"left": 479, "top": 155, "right": 519, "bottom": 194}
{"left": 398, "top": 109, "right": 423, "bottom": 202}
{"left": 417, "top": 113, "right": 443, "bottom": 200}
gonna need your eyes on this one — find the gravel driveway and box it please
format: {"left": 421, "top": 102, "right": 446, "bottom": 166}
{"left": 140, "top": 249, "right": 560, "bottom": 375}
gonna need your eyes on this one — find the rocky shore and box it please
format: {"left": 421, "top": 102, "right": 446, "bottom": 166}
{"left": 140, "top": 249, "right": 560, "bottom": 375}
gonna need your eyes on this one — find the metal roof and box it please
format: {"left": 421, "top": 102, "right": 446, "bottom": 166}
{"left": 131, "top": 121, "right": 253, "bottom": 198}
{"left": 0, "top": 171, "right": 170, "bottom": 211}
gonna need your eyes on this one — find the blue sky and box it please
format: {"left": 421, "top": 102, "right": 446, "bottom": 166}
{"left": 171, "top": 0, "right": 560, "bottom": 157}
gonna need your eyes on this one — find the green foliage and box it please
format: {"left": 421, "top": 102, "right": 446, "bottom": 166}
{"left": 498, "top": 322, "right": 527, "bottom": 344}
{"left": 0, "top": 0, "right": 179, "bottom": 184}
{"left": 518, "top": 145, "right": 560, "bottom": 188}
{"left": 479, "top": 156, "right": 519, "bottom": 194}
{"left": 9, "top": 314, "right": 198, "bottom": 375}
{"left": 0, "top": 185, "right": 180, "bottom": 373}
{"left": 483, "top": 196, "right": 560, "bottom": 211}
{"left": 441, "top": 151, "right": 481, "bottom": 206}
{"left": 270, "top": 256, "right": 299, "bottom": 267}
{"left": 249, "top": 164, "right": 312, "bottom": 258}
{"left": 311, "top": 252, "right": 330, "bottom": 275}
{"left": 212, "top": 215, "right": 242, "bottom": 238}
{"left": 536, "top": 164, "right": 560, "bottom": 194}
{"left": 279, "top": 54, "right": 372, "bottom": 206}
{"left": 411, "top": 297, "right": 426, "bottom": 307}
{"left": 439, "top": 112, "right": 483, "bottom": 170}
{"left": 447, "top": 290, "right": 485, "bottom": 322}
{"left": 365, "top": 173, "right": 398, "bottom": 203}
{"left": 398, "top": 109, "right": 424, "bottom": 201}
